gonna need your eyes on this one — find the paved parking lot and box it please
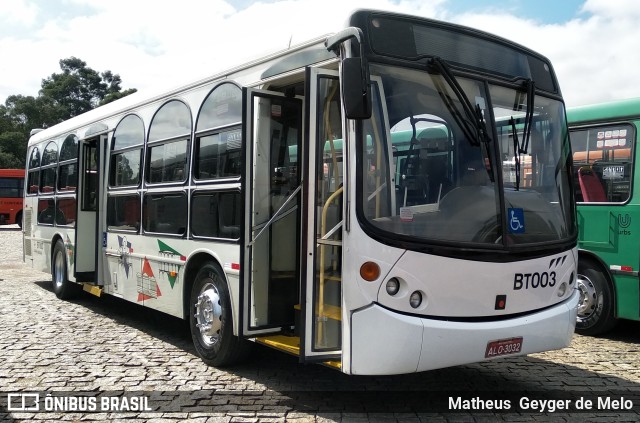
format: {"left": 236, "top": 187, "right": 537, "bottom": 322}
{"left": 1, "top": 225, "right": 640, "bottom": 422}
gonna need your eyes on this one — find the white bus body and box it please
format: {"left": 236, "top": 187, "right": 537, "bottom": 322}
{"left": 23, "top": 10, "right": 578, "bottom": 375}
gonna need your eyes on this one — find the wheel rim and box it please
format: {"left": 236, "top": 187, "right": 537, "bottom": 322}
{"left": 53, "top": 249, "right": 65, "bottom": 289}
{"left": 194, "top": 282, "right": 222, "bottom": 347}
{"left": 576, "top": 273, "right": 599, "bottom": 321}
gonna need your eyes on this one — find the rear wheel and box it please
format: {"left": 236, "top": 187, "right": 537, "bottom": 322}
{"left": 576, "top": 259, "right": 617, "bottom": 335}
{"left": 189, "top": 262, "right": 251, "bottom": 366}
{"left": 52, "top": 240, "right": 79, "bottom": 299}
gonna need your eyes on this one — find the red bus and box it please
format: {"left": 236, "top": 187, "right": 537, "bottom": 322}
{"left": 0, "top": 169, "right": 25, "bottom": 227}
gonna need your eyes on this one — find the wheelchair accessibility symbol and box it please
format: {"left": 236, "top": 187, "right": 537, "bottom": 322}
{"left": 508, "top": 208, "right": 525, "bottom": 234}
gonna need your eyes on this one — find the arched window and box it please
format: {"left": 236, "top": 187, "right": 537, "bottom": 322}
{"left": 146, "top": 100, "right": 191, "bottom": 184}
{"left": 194, "top": 83, "right": 242, "bottom": 180}
{"left": 27, "top": 147, "right": 40, "bottom": 194}
{"left": 110, "top": 114, "right": 144, "bottom": 187}
{"left": 58, "top": 134, "right": 78, "bottom": 192}
{"left": 39, "top": 141, "right": 58, "bottom": 193}
{"left": 107, "top": 114, "right": 144, "bottom": 233}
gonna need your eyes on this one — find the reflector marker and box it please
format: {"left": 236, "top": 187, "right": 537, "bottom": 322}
{"left": 610, "top": 265, "right": 633, "bottom": 272}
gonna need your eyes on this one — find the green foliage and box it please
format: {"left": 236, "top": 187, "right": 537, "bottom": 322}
{"left": 0, "top": 57, "right": 137, "bottom": 167}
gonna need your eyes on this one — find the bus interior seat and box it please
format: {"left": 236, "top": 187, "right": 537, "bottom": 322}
{"left": 578, "top": 167, "right": 606, "bottom": 202}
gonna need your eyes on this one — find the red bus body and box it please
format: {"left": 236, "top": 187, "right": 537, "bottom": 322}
{"left": 0, "top": 169, "right": 25, "bottom": 227}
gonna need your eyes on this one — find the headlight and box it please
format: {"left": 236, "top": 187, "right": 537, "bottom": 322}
{"left": 409, "top": 291, "right": 422, "bottom": 308}
{"left": 386, "top": 278, "right": 400, "bottom": 296}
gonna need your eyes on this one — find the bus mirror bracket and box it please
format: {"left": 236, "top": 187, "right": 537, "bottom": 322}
{"left": 325, "top": 28, "right": 372, "bottom": 120}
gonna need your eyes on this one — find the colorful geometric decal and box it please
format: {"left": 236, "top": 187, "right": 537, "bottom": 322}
{"left": 65, "top": 234, "right": 75, "bottom": 266}
{"left": 137, "top": 257, "right": 161, "bottom": 301}
{"left": 117, "top": 235, "right": 134, "bottom": 278}
{"left": 157, "top": 240, "right": 185, "bottom": 289}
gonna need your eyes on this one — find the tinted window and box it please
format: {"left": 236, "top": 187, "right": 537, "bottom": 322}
{"left": 111, "top": 150, "right": 141, "bottom": 187}
{"left": 57, "top": 197, "right": 77, "bottom": 225}
{"left": 107, "top": 194, "right": 140, "bottom": 231}
{"left": 39, "top": 142, "right": 58, "bottom": 194}
{"left": 0, "top": 177, "right": 24, "bottom": 198}
{"left": 113, "top": 115, "right": 144, "bottom": 149}
{"left": 191, "top": 191, "right": 241, "bottom": 239}
{"left": 196, "top": 83, "right": 242, "bottom": 131}
{"left": 143, "top": 193, "right": 187, "bottom": 235}
{"left": 27, "top": 147, "right": 40, "bottom": 195}
{"left": 60, "top": 135, "right": 78, "bottom": 161}
{"left": 195, "top": 128, "right": 242, "bottom": 179}
{"left": 149, "top": 100, "right": 191, "bottom": 142}
{"left": 110, "top": 115, "right": 144, "bottom": 188}
{"left": 147, "top": 139, "right": 188, "bottom": 183}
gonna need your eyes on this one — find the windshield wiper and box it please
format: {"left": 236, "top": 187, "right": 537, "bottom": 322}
{"left": 429, "top": 57, "right": 492, "bottom": 147}
{"left": 509, "top": 117, "right": 522, "bottom": 191}
{"left": 518, "top": 78, "right": 536, "bottom": 155}
{"left": 509, "top": 79, "right": 536, "bottom": 191}
{"left": 429, "top": 56, "right": 494, "bottom": 181}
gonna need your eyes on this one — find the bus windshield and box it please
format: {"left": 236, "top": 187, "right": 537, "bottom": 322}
{"left": 359, "top": 63, "right": 575, "bottom": 249}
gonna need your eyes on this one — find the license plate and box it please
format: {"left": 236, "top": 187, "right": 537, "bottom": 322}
{"left": 485, "top": 337, "right": 523, "bottom": 358}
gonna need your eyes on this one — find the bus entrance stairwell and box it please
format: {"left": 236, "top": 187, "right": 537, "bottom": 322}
{"left": 242, "top": 89, "right": 303, "bottom": 340}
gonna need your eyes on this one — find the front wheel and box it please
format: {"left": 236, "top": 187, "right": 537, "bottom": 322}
{"left": 189, "top": 262, "right": 251, "bottom": 366}
{"left": 52, "top": 240, "right": 79, "bottom": 299}
{"left": 575, "top": 260, "right": 617, "bottom": 335}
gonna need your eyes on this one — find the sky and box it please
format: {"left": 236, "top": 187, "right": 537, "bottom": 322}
{"left": 0, "top": 0, "right": 638, "bottom": 108}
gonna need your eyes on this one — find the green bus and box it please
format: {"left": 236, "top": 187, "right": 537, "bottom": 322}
{"left": 567, "top": 97, "right": 640, "bottom": 335}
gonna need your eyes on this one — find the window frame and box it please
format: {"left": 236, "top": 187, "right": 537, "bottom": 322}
{"left": 190, "top": 189, "right": 242, "bottom": 241}
{"left": 145, "top": 100, "right": 192, "bottom": 187}
{"left": 193, "top": 82, "right": 243, "bottom": 183}
{"left": 570, "top": 122, "right": 635, "bottom": 205}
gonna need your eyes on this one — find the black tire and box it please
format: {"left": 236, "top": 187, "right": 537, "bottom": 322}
{"left": 51, "top": 240, "right": 79, "bottom": 299}
{"left": 576, "top": 259, "right": 617, "bottom": 335}
{"left": 15, "top": 211, "right": 22, "bottom": 229}
{"left": 189, "top": 262, "right": 251, "bottom": 366}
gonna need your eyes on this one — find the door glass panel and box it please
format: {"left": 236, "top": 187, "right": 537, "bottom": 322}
{"left": 248, "top": 94, "right": 302, "bottom": 328}
{"left": 82, "top": 142, "right": 98, "bottom": 211}
{"left": 312, "top": 76, "right": 343, "bottom": 351}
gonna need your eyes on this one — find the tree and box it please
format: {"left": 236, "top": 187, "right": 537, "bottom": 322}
{"left": 40, "top": 57, "right": 137, "bottom": 120}
{"left": 0, "top": 57, "right": 136, "bottom": 167}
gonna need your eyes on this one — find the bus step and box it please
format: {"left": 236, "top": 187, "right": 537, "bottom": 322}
{"left": 82, "top": 283, "right": 102, "bottom": 297}
{"left": 255, "top": 335, "right": 341, "bottom": 370}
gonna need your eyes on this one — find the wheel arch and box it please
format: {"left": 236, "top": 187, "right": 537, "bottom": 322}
{"left": 183, "top": 252, "right": 236, "bottom": 326}
{"left": 578, "top": 248, "right": 618, "bottom": 318}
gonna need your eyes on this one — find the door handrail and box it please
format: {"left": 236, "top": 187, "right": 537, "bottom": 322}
{"left": 248, "top": 185, "right": 302, "bottom": 247}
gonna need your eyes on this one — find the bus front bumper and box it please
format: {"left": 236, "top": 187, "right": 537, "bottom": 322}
{"left": 349, "top": 288, "right": 579, "bottom": 375}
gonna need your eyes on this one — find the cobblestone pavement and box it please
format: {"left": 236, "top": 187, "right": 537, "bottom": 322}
{"left": 1, "top": 226, "right": 640, "bottom": 422}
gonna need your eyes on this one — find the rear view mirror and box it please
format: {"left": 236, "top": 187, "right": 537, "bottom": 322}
{"left": 326, "top": 28, "right": 372, "bottom": 120}
{"left": 342, "top": 58, "right": 372, "bottom": 119}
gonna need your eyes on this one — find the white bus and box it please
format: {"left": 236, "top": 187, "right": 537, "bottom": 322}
{"left": 23, "top": 9, "right": 578, "bottom": 375}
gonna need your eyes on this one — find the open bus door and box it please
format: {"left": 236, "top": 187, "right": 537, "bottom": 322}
{"left": 241, "top": 88, "right": 304, "bottom": 339}
{"left": 75, "top": 132, "right": 107, "bottom": 283}
{"left": 241, "top": 68, "right": 344, "bottom": 365}
{"left": 301, "top": 67, "right": 343, "bottom": 363}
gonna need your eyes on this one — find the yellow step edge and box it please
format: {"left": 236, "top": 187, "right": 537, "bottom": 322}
{"left": 82, "top": 283, "right": 102, "bottom": 297}
{"left": 255, "top": 335, "right": 342, "bottom": 370}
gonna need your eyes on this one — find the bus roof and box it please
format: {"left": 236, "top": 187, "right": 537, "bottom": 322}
{"left": 27, "top": 35, "right": 332, "bottom": 147}
{"left": 0, "top": 169, "right": 25, "bottom": 178}
{"left": 567, "top": 97, "right": 640, "bottom": 125}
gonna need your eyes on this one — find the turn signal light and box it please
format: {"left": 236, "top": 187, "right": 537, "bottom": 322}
{"left": 360, "top": 261, "right": 380, "bottom": 282}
